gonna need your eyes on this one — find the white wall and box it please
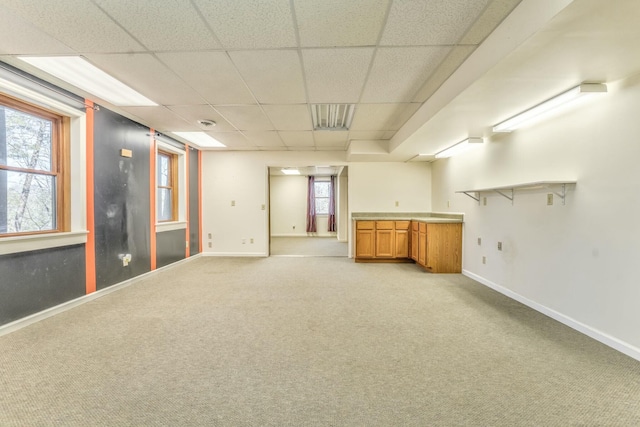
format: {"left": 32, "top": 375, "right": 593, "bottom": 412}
{"left": 201, "top": 151, "right": 346, "bottom": 256}
{"left": 431, "top": 75, "right": 640, "bottom": 358}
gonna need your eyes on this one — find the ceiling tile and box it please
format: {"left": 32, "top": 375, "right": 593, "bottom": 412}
{"left": 120, "top": 106, "right": 195, "bottom": 132}
{"left": 412, "top": 46, "right": 476, "bottom": 102}
{"left": 94, "top": 0, "right": 220, "bottom": 50}
{"left": 229, "top": 50, "right": 306, "bottom": 104}
{"left": 262, "top": 105, "right": 312, "bottom": 131}
{"left": 279, "top": 131, "right": 315, "bottom": 147}
{"left": 215, "top": 106, "right": 274, "bottom": 131}
{"left": 350, "top": 103, "right": 420, "bottom": 131}
{"left": 0, "top": 0, "right": 143, "bottom": 53}
{"left": 166, "top": 105, "right": 236, "bottom": 132}
{"left": 194, "top": 0, "right": 296, "bottom": 49}
{"left": 360, "top": 46, "right": 451, "bottom": 103}
{"left": 313, "top": 131, "right": 348, "bottom": 147}
{"left": 460, "top": 0, "right": 523, "bottom": 44}
{"left": 0, "top": 6, "right": 74, "bottom": 54}
{"left": 205, "top": 131, "right": 252, "bottom": 148}
{"left": 157, "top": 52, "right": 255, "bottom": 105}
{"left": 294, "top": 0, "right": 389, "bottom": 47}
{"left": 381, "top": 0, "right": 489, "bottom": 46}
{"left": 243, "top": 131, "right": 285, "bottom": 147}
{"left": 302, "top": 48, "right": 374, "bottom": 103}
{"left": 86, "top": 53, "right": 203, "bottom": 105}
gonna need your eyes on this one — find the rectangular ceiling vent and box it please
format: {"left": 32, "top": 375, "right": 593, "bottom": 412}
{"left": 311, "top": 104, "right": 355, "bottom": 131}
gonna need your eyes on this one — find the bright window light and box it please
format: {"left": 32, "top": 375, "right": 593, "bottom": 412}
{"left": 172, "top": 132, "right": 225, "bottom": 148}
{"left": 281, "top": 168, "right": 300, "bottom": 175}
{"left": 493, "top": 83, "right": 607, "bottom": 132}
{"left": 18, "top": 56, "right": 157, "bottom": 106}
{"left": 435, "top": 137, "right": 483, "bottom": 159}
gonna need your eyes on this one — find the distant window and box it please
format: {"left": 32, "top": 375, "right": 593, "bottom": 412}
{"left": 0, "top": 93, "right": 69, "bottom": 236}
{"left": 314, "top": 180, "right": 330, "bottom": 215}
{"left": 157, "top": 150, "right": 178, "bottom": 222}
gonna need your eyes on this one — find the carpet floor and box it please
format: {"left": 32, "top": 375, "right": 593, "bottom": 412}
{"left": 0, "top": 256, "right": 639, "bottom": 426}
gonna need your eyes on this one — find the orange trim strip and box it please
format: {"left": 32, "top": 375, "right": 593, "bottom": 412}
{"left": 149, "top": 130, "right": 157, "bottom": 270}
{"left": 198, "top": 150, "right": 203, "bottom": 254}
{"left": 185, "top": 145, "right": 190, "bottom": 258}
{"left": 85, "top": 100, "right": 96, "bottom": 294}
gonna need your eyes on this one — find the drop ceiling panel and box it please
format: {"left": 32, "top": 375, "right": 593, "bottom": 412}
{"left": 294, "top": 0, "right": 389, "bottom": 47}
{"left": 215, "top": 106, "right": 274, "bottom": 131}
{"left": 194, "top": 0, "right": 296, "bottom": 49}
{"left": 205, "top": 131, "right": 252, "bottom": 148}
{"left": 0, "top": 7, "right": 74, "bottom": 54}
{"left": 361, "top": 47, "right": 451, "bottom": 103}
{"left": 460, "top": 0, "right": 523, "bottom": 44}
{"left": 351, "top": 104, "right": 410, "bottom": 131}
{"left": 94, "top": 0, "right": 220, "bottom": 50}
{"left": 313, "top": 131, "right": 348, "bottom": 147}
{"left": 303, "top": 48, "right": 374, "bottom": 103}
{"left": 121, "top": 106, "right": 195, "bottom": 132}
{"left": 0, "top": 0, "right": 143, "bottom": 53}
{"left": 229, "top": 50, "right": 306, "bottom": 104}
{"left": 166, "top": 105, "right": 236, "bottom": 132}
{"left": 157, "top": 52, "right": 255, "bottom": 105}
{"left": 412, "top": 46, "right": 476, "bottom": 102}
{"left": 279, "top": 131, "right": 315, "bottom": 147}
{"left": 381, "top": 0, "right": 489, "bottom": 45}
{"left": 243, "top": 131, "right": 285, "bottom": 147}
{"left": 86, "top": 53, "right": 203, "bottom": 105}
{"left": 262, "top": 105, "right": 312, "bottom": 131}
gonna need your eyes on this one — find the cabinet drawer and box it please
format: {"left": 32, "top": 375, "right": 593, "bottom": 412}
{"left": 376, "top": 221, "right": 395, "bottom": 230}
{"left": 357, "top": 221, "right": 375, "bottom": 230}
{"left": 395, "top": 221, "right": 410, "bottom": 230}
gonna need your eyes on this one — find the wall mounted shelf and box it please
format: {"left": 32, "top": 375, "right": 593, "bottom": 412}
{"left": 456, "top": 181, "right": 576, "bottom": 205}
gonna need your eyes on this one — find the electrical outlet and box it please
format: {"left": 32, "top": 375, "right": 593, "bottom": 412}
{"left": 447, "top": 200, "right": 450, "bottom": 208}
{"left": 242, "top": 239, "right": 246, "bottom": 244}
{"left": 250, "top": 238, "right": 254, "bottom": 244}
{"left": 231, "top": 200, "right": 235, "bottom": 207}
{"left": 482, "top": 256, "right": 486, "bottom": 264}
{"left": 477, "top": 237, "right": 481, "bottom": 245}
{"left": 483, "top": 197, "right": 487, "bottom": 206}
{"left": 261, "top": 204, "right": 266, "bottom": 210}
{"left": 547, "top": 193, "right": 553, "bottom": 205}
{"left": 208, "top": 242, "right": 212, "bottom": 248}
{"left": 395, "top": 201, "right": 399, "bottom": 207}
{"left": 293, "top": 225, "right": 296, "bottom": 230}
{"left": 208, "top": 233, "right": 212, "bottom": 239}
{"left": 497, "top": 242, "right": 502, "bottom": 251}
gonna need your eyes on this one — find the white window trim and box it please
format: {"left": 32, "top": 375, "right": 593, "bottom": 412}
{"left": 155, "top": 141, "right": 186, "bottom": 233}
{"left": 0, "top": 77, "right": 87, "bottom": 255}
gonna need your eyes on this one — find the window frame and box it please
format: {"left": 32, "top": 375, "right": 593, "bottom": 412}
{"left": 314, "top": 179, "right": 331, "bottom": 215}
{"left": 0, "top": 92, "right": 70, "bottom": 237}
{"left": 156, "top": 149, "right": 178, "bottom": 223}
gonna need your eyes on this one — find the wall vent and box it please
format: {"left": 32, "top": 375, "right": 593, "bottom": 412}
{"left": 311, "top": 104, "right": 355, "bottom": 131}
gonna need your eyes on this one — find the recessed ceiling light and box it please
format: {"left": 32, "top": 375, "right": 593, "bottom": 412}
{"left": 18, "top": 56, "right": 157, "bottom": 106}
{"left": 281, "top": 168, "right": 300, "bottom": 175}
{"left": 172, "top": 132, "right": 226, "bottom": 148}
{"left": 197, "top": 119, "right": 217, "bottom": 127}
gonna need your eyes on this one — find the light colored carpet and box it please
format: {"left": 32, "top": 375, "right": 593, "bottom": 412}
{"left": 0, "top": 257, "right": 639, "bottom": 426}
{"left": 270, "top": 236, "right": 347, "bottom": 257}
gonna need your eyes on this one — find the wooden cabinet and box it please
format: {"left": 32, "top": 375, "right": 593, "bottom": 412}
{"left": 417, "top": 222, "right": 427, "bottom": 266}
{"left": 413, "top": 222, "right": 462, "bottom": 273}
{"left": 410, "top": 221, "right": 419, "bottom": 261}
{"left": 355, "top": 220, "right": 410, "bottom": 262}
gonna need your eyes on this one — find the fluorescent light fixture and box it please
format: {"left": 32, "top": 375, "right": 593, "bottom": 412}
{"left": 281, "top": 168, "right": 300, "bottom": 175}
{"left": 435, "top": 137, "right": 483, "bottom": 159}
{"left": 311, "top": 104, "right": 355, "bottom": 130}
{"left": 18, "top": 56, "right": 157, "bottom": 106}
{"left": 493, "top": 83, "right": 607, "bottom": 132}
{"left": 173, "top": 132, "right": 226, "bottom": 148}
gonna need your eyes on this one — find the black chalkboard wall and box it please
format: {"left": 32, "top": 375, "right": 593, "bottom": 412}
{"left": 0, "top": 103, "right": 200, "bottom": 326}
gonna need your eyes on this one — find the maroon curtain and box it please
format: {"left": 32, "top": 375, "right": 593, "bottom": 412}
{"left": 328, "top": 175, "right": 336, "bottom": 232}
{"left": 306, "top": 176, "right": 316, "bottom": 233}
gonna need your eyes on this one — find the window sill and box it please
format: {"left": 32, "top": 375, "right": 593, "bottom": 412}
{"left": 0, "top": 231, "right": 89, "bottom": 256}
{"left": 156, "top": 221, "right": 187, "bottom": 233}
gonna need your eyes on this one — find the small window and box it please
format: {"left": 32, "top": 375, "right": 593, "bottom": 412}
{"left": 314, "top": 180, "right": 330, "bottom": 215}
{"left": 0, "top": 93, "right": 69, "bottom": 236}
{"left": 157, "top": 150, "right": 178, "bottom": 222}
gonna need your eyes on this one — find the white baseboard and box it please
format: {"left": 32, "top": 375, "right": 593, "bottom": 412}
{"left": 0, "top": 254, "right": 201, "bottom": 337}
{"left": 200, "top": 252, "right": 267, "bottom": 257}
{"left": 463, "top": 269, "right": 640, "bottom": 362}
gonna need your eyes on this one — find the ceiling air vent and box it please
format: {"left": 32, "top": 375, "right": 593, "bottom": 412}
{"left": 311, "top": 104, "right": 355, "bottom": 131}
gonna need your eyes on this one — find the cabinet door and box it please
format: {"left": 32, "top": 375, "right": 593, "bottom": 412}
{"left": 418, "top": 222, "right": 427, "bottom": 266}
{"left": 411, "top": 222, "right": 419, "bottom": 261}
{"left": 375, "top": 229, "right": 394, "bottom": 258}
{"left": 356, "top": 229, "right": 375, "bottom": 258}
{"left": 395, "top": 229, "right": 409, "bottom": 258}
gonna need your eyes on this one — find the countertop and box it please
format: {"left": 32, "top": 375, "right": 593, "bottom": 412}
{"left": 351, "top": 212, "right": 463, "bottom": 223}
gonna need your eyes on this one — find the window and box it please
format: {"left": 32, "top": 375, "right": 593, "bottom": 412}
{"left": 314, "top": 180, "right": 330, "bottom": 215}
{"left": 157, "top": 149, "right": 178, "bottom": 222}
{"left": 0, "top": 93, "right": 69, "bottom": 236}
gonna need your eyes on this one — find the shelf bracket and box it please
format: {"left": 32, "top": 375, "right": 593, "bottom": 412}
{"left": 494, "top": 189, "right": 514, "bottom": 204}
{"left": 549, "top": 183, "right": 567, "bottom": 205}
{"left": 460, "top": 191, "right": 480, "bottom": 204}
